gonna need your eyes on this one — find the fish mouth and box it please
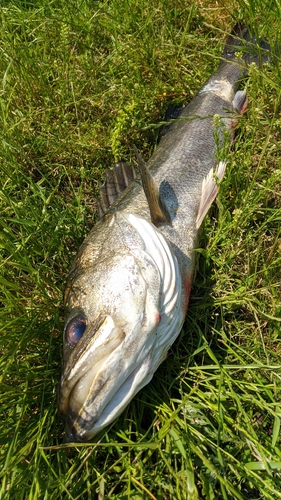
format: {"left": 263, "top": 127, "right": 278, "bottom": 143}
{"left": 59, "top": 314, "right": 155, "bottom": 442}
{"left": 59, "top": 315, "right": 124, "bottom": 413}
{"left": 65, "top": 351, "right": 153, "bottom": 442}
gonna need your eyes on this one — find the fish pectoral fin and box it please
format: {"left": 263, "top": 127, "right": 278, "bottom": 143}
{"left": 196, "top": 161, "right": 227, "bottom": 228}
{"left": 97, "top": 161, "right": 137, "bottom": 217}
{"left": 133, "top": 144, "right": 171, "bottom": 227}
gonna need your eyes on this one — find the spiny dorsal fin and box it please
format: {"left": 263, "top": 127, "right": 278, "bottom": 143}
{"left": 133, "top": 144, "right": 171, "bottom": 227}
{"left": 196, "top": 161, "right": 227, "bottom": 229}
{"left": 97, "top": 161, "right": 136, "bottom": 217}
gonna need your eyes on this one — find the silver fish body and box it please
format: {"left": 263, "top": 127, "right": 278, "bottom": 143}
{"left": 59, "top": 25, "right": 264, "bottom": 441}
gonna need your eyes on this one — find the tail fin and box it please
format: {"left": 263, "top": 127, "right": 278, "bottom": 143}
{"left": 223, "top": 22, "right": 270, "bottom": 67}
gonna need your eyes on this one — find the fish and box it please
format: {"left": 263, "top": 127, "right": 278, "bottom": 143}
{"left": 58, "top": 24, "right": 268, "bottom": 441}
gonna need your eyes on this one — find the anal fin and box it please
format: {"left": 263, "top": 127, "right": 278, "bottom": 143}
{"left": 196, "top": 161, "right": 227, "bottom": 228}
{"left": 231, "top": 90, "right": 248, "bottom": 130}
{"left": 232, "top": 89, "right": 248, "bottom": 114}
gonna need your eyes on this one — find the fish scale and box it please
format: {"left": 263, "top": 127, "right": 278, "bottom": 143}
{"left": 58, "top": 24, "right": 269, "bottom": 441}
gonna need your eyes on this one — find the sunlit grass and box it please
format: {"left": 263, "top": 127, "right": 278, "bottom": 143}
{"left": 0, "top": 0, "right": 281, "bottom": 498}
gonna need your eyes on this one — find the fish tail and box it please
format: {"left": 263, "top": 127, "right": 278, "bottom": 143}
{"left": 223, "top": 22, "right": 270, "bottom": 67}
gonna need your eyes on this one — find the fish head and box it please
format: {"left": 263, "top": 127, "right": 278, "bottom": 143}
{"left": 58, "top": 248, "right": 162, "bottom": 442}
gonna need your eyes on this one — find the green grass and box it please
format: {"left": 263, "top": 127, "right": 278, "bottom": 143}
{"left": 0, "top": 0, "right": 281, "bottom": 498}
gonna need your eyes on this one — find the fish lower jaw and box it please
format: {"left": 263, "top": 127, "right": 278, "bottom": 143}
{"left": 65, "top": 352, "right": 154, "bottom": 442}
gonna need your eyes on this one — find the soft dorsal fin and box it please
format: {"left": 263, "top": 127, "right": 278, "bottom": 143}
{"left": 159, "top": 103, "right": 185, "bottom": 139}
{"left": 133, "top": 145, "right": 171, "bottom": 227}
{"left": 97, "top": 161, "right": 136, "bottom": 217}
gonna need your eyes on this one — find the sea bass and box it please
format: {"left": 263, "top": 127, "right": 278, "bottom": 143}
{"left": 59, "top": 25, "right": 267, "bottom": 441}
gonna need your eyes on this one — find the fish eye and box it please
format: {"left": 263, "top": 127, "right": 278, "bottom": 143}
{"left": 65, "top": 315, "right": 86, "bottom": 345}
